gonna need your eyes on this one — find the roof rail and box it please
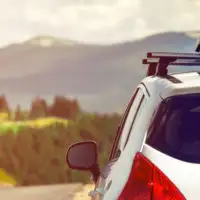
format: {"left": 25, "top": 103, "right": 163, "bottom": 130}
{"left": 143, "top": 52, "right": 200, "bottom": 77}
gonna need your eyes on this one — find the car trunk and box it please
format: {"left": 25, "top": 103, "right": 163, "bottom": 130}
{"left": 142, "top": 144, "right": 200, "bottom": 200}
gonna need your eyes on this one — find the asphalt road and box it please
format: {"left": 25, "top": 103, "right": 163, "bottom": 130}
{"left": 0, "top": 183, "right": 92, "bottom": 200}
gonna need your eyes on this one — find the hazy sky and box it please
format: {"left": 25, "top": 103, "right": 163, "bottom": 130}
{"left": 0, "top": 0, "right": 200, "bottom": 46}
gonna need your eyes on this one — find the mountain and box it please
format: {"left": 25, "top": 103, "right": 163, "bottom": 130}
{"left": 0, "top": 32, "right": 198, "bottom": 113}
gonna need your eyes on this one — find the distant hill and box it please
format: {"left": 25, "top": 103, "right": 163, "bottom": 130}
{"left": 0, "top": 32, "right": 198, "bottom": 113}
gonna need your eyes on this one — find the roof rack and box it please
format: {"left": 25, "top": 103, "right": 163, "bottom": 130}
{"left": 143, "top": 52, "right": 200, "bottom": 77}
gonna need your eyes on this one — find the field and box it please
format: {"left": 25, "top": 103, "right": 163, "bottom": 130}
{"left": 0, "top": 117, "right": 69, "bottom": 134}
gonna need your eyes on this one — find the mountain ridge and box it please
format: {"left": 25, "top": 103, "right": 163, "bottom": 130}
{"left": 0, "top": 31, "right": 198, "bottom": 113}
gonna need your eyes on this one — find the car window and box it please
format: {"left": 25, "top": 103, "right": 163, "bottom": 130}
{"left": 109, "top": 88, "right": 140, "bottom": 161}
{"left": 146, "top": 94, "right": 200, "bottom": 164}
{"left": 123, "top": 96, "right": 147, "bottom": 149}
{"left": 117, "top": 88, "right": 144, "bottom": 152}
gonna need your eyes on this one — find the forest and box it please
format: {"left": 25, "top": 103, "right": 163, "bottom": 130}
{"left": 0, "top": 95, "right": 122, "bottom": 186}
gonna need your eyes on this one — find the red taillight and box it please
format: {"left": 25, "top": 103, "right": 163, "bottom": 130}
{"left": 118, "top": 152, "right": 186, "bottom": 200}
{"left": 152, "top": 166, "right": 185, "bottom": 200}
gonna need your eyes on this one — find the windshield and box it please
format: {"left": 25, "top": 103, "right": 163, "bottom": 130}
{"left": 146, "top": 94, "right": 200, "bottom": 163}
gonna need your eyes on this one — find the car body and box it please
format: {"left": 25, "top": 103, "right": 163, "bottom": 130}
{"left": 66, "top": 51, "right": 200, "bottom": 200}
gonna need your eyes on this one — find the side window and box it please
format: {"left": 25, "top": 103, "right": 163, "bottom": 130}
{"left": 123, "top": 96, "right": 147, "bottom": 149}
{"left": 110, "top": 88, "right": 144, "bottom": 160}
{"left": 109, "top": 88, "right": 139, "bottom": 161}
{"left": 118, "top": 89, "right": 144, "bottom": 150}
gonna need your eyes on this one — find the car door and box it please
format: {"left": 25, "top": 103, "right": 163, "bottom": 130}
{"left": 91, "top": 84, "right": 149, "bottom": 199}
{"left": 90, "top": 88, "right": 140, "bottom": 200}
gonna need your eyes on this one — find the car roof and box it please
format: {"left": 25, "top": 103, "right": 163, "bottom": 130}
{"left": 142, "top": 71, "right": 200, "bottom": 99}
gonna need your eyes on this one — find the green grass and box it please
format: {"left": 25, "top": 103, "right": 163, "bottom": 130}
{"left": 0, "top": 117, "right": 69, "bottom": 134}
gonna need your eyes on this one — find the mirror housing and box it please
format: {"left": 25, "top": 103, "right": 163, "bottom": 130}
{"left": 66, "top": 141, "right": 100, "bottom": 183}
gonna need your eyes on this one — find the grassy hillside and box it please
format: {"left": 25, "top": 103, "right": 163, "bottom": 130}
{"left": 0, "top": 117, "right": 69, "bottom": 134}
{"left": 0, "top": 96, "right": 122, "bottom": 185}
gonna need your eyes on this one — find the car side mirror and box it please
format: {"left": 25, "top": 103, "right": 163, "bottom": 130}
{"left": 66, "top": 141, "right": 100, "bottom": 183}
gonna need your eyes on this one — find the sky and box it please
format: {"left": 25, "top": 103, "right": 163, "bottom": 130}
{"left": 0, "top": 0, "right": 200, "bottom": 46}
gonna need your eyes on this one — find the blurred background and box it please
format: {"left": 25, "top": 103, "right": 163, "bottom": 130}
{"left": 0, "top": 0, "right": 199, "bottom": 189}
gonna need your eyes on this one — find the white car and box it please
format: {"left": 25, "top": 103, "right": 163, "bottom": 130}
{"left": 66, "top": 51, "right": 200, "bottom": 200}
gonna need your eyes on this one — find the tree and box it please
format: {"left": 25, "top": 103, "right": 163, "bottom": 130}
{"left": 0, "top": 95, "right": 9, "bottom": 112}
{"left": 14, "top": 105, "right": 24, "bottom": 121}
{"left": 29, "top": 97, "right": 48, "bottom": 119}
{"left": 49, "top": 96, "right": 80, "bottom": 120}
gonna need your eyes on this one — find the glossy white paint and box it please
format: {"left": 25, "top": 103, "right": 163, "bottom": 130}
{"left": 101, "top": 72, "right": 200, "bottom": 200}
{"left": 142, "top": 144, "right": 200, "bottom": 200}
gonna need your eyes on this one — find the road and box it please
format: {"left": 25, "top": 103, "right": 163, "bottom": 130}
{"left": 0, "top": 183, "right": 94, "bottom": 200}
